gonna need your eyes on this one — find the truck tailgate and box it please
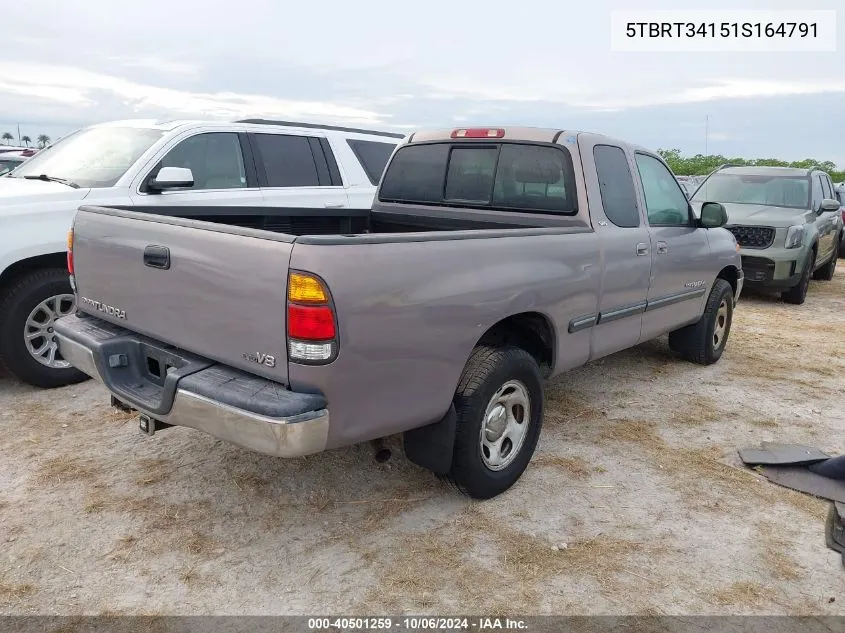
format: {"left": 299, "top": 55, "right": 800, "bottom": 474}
{"left": 70, "top": 207, "right": 292, "bottom": 384}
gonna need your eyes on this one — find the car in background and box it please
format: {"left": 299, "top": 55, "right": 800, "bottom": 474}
{"left": 691, "top": 165, "right": 842, "bottom": 304}
{"left": 836, "top": 184, "right": 845, "bottom": 258}
{"left": 0, "top": 118, "right": 402, "bottom": 389}
{"left": 0, "top": 149, "right": 36, "bottom": 176}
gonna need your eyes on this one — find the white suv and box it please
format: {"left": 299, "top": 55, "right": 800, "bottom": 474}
{"left": 0, "top": 118, "right": 403, "bottom": 387}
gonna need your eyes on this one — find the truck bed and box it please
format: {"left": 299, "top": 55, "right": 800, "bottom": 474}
{"left": 69, "top": 204, "right": 592, "bottom": 393}
{"left": 104, "top": 201, "right": 589, "bottom": 237}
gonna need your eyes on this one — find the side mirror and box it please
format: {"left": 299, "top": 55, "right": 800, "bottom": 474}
{"left": 699, "top": 201, "right": 728, "bottom": 228}
{"left": 150, "top": 166, "right": 194, "bottom": 191}
{"left": 820, "top": 198, "right": 840, "bottom": 212}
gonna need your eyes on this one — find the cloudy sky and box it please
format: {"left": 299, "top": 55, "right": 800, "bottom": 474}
{"left": 2, "top": 0, "right": 843, "bottom": 165}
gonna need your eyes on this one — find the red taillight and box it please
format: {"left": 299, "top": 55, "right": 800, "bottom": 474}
{"left": 287, "top": 271, "right": 337, "bottom": 362}
{"left": 451, "top": 128, "right": 505, "bottom": 139}
{"left": 288, "top": 304, "right": 335, "bottom": 340}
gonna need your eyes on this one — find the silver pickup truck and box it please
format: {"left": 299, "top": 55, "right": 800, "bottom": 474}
{"left": 55, "top": 127, "right": 743, "bottom": 499}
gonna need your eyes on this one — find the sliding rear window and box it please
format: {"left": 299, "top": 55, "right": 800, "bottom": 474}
{"left": 379, "top": 142, "right": 577, "bottom": 214}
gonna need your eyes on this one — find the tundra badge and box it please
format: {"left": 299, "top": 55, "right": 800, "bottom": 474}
{"left": 684, "top": 280, "right": 705, "bottom": 289}
{"left": 243, "top": 352, "right": 276, "bottom": 368}
{"left": 79, "top": 297, "right": 127, "bottom": 319}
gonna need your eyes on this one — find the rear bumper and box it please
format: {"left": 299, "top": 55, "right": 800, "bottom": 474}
{"left": 54, "top": 314, "right": 329, "bottom": 458}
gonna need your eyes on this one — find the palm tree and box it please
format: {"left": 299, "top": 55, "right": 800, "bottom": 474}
{"left": 37, "top": 134, "right": 51, "bottom": 149}
{"left": 21, "top": 135, "right": 31, "bottom": 147}
{"left": 1, "top": 132, "right": 13, "bottom": 145}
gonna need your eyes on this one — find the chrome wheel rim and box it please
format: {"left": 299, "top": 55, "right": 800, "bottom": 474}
{"left": 713, "top": 299, "right": 729, "bottom": 350}
{"left": 479, "top": 380, "right": 531, "bottom": 471}
{"left": 24, "top": 294, "right": 76, "bottom": 368}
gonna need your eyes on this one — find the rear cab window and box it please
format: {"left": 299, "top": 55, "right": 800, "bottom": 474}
{"left": 379, "top": 141, "right": 577, "bottom": 214}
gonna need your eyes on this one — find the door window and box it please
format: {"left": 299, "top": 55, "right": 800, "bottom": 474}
{"left": 593, "top": 145, "right": 640, "bottom": 228}
{"left": 253, "top": 133, "right": 320, "bottom": 187}
{"left": 820, "top": 174, "right": 833, "bottom": 200}
{"left": 158, "top": 133, "right": 247, "bottom": 190}
{"left": 812, "top": 175, "right": 824, "bottom": 209}
{"left": 635, "top": 153, "right": 691, "bottom": 226}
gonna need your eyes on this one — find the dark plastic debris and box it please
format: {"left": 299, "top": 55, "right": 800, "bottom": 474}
{"left": 808, "top": 455, "right": 845, "bottom": 481}
{"left": 738, "top": 442, "right": 830, "bottom": 466}
{"left": 760, "top": 466, "right": 845, "bottom": 504}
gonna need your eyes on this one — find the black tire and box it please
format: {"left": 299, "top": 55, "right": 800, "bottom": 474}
{"left": 0, "top": 268, "right": 88, "bottom": 388}
{"left": 668, "top": 279, "right": 734, "bottom": 366}
{"left": 782, "top": 249, "right": 815, "bottom": 305}
{"left": 444, "top": 345, "right": 543, "bottom": 499}
{"left": 813, "top": 245, "right": 837, "bottom": 281}
{"left": 839, "top": 235, "right": 845, "bottom": 259}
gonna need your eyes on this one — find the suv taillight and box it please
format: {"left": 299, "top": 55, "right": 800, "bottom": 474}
{"left": 67, "top": 229, "right": 76, "bottom": 292}
{"left": 287, "top": 271, "right": 337, "bottom": 363}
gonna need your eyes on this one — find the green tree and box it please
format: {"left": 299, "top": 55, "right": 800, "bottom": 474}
{"left": 658, "top": 149, "right": 845, "bottom": 183}
{"left": 1, "top": 132, "right": 13, "bottom": 144}
{"left": 36, "top": 134, "right": 51, "bottom": 149}
{"left": 21, "top": 135, "right": 31, "bottom": 147}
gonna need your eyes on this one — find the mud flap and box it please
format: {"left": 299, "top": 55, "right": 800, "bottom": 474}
{"left": 403, "top": 405, "right": 457, "bottom": 475}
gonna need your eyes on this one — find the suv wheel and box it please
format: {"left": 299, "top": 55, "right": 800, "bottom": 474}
{"left": 782, "top": 249, "right": 815, "bottom": 305}
{"left": 0, "top": 269, "right": 89, "bottom": 388}
{"left": 668, "top": 279, "right": 734, "bottom": 365}
{"left": 813, "top": 244, "right": 838, "bottom": 281}
{"left": 444, "top": 345, "right": 543, "bottom": 499}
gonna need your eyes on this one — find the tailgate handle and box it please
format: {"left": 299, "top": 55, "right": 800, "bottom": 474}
{"left": 143, "top": 245, "right": 171, "bottom": 270}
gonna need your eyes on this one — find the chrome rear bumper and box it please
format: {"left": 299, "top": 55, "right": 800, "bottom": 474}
{"left": 55, "top": 315, "right": 329, "bottom": 458}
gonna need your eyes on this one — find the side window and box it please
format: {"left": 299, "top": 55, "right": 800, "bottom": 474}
{"left": 159, "top": 133, "right": 246, "bottom": 190}
{"left": 634, "top": 153, "right": 690, "bottom": 226}
{"left": 253, "top": 133, "right": 320, "bottom": 187}
{"left": 820, "top": 174, "right": 833, "bottom": 200}
{"left": 347, "top": 140, "right": 397, "bottom": 185}
{"left": 593, "top": 145, "right": 640, "bottom": 228}
{"left": 812, "top": 175, "right": 823, "bottom": 208}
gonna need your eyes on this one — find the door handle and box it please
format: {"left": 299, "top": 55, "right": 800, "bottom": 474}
{"left": 143, "top": 245, "right": 170, "bottom": 270}
{"left": 324, "top": 202, "right": 345, "bottom": 208}
{"left": 656, "top": 241, "right": 668, "bottom": 255}
{"left": 636, "top": 243, "right": 649, "bottom": 256}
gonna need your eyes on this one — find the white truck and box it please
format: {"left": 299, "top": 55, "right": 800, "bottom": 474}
{"left": 0, "top": 118, "right": 403, "bottom": 387}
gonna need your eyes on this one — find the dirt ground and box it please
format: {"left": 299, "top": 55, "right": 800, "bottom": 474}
{"left": 1, "top": 269, "right": 844, "bottom": 616}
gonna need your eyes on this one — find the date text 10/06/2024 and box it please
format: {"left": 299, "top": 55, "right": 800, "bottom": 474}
{"left": 308, "top": 617, "right": 528, "bottom": 631}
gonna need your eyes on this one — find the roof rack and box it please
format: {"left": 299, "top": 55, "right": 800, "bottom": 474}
{"left": 235, "top": 119, "right": 405, "bottom": 139}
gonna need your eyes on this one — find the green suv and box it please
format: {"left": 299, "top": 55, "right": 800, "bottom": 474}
{"left": 691, "top": 166, "right": 843, "bottom": 304}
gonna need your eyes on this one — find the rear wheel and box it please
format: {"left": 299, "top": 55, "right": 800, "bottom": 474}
{"left": 0, "top": 269, "right": 88, "bottom": 388}
{"left": 444, "top": 345, "right": 543, "bottom": 499}
{"left": 782, "top": 249, "right": 815, "bottom": 305}
{"left": 668, "top": 279, "right": 734, "bottom": 365}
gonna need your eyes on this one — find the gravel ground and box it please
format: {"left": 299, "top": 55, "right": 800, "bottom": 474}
{"left": 1, "top": 269, "right": 844, "bottom": 616}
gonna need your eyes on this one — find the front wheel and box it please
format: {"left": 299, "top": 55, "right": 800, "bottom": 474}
{"left": 668, "top": 279, "right": 734, "bottom": 365}
{"left": 0, "top": 268, "right": 89, "bottom": 388}
{"left": 444, "top": 345, "right": 544, "bottom": 499}
{"left": 782, "top": 250, "right": 815, "bottom": 305}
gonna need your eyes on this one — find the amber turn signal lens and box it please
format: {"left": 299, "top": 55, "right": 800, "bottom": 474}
{"left": 288, "top": 272, "right": 328, "bottom": 304}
